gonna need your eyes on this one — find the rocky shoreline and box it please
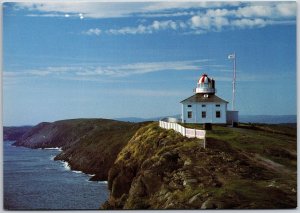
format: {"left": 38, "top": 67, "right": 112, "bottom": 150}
{"left": 12, "top": 119, "right": 147, "bottom": 181}
{"left": 5, "top": 119, "right": 297, "bottom": 209}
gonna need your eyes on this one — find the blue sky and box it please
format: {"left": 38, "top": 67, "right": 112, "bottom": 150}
{"left": 2, "top": 1, "right": 297, "bottom": 126}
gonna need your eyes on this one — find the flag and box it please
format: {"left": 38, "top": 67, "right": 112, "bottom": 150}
{"left": 228, "top": 53, "right": 235, "bottom": 60}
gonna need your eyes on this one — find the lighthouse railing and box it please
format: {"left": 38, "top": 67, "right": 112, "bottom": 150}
{"left": 159, "top": 119, "right": 206, "bottom": 148}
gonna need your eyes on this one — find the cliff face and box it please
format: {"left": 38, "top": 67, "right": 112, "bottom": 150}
{"left": 8, "top": 119, "right": 297, "bottom": 209}
{"left": 102, "top": 123, "right": 296, "bottom": 209}
{"left": 13, "top": 119, "right": 147, "bottom": 180}
{"left": 3, "top": 126, "right": 32, "bottom": 141}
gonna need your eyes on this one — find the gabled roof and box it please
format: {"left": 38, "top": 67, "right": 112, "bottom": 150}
{"left": 180, "top": 94, "right": 228, "bottom": 103}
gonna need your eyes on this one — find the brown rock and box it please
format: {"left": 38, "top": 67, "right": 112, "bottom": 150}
{"left": 201, "top": 199, "right": 216, "bottom": 209}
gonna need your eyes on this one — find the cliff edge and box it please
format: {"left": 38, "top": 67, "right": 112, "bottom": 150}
{"left": 13, "top": 119, "right": 146, "bottom": 180}
{"left": 102, "top": 122, "right": 296, "bottom": 209}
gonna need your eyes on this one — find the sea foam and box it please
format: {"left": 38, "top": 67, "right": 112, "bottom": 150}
{"left": 63, "top": 161, "right": 71, "bottom": 170}
{"left": 44, "top": 147, "right": 62, "bottom": 151}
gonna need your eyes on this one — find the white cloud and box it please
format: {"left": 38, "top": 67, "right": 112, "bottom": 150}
{"left": 190, "top": 15, "right": 230, "bottom": 31}
{"left": 206, "top": 8, "right": 232, "bottom": 17}
{"left": 152, "top": 20, "right": 177, "bottom": 30}
{"left": 15, "top": 2, "right": 173, "bottom": 19}
{"left": 214, "top": 17, "right": 229, "bottom": 30}
{"left": 11, "top": 1, "right": 297, "bottom": 35}
{"left": 231, "top": 18, "right": 267, "bottom": 29}
{"left": 275, "top": 3, "right": 297, "bottom": 17}
{"left": 143, "top": 2, "right": 241, "bottom": 11}
{"left": 190, "top": 16, "right": 210, "bottom": 29}
{"left": 108, "top": 24, "right": 151, "bottom": 35}
{"left": 4, "top": 66, "right": 81, "bottom": 79}
{"left": 82, "top": 28, "right": 101, "bottom": 36}
{"left": 75, "top": 60, "right": 207, "bottom": 77}
{"left": 235, "top": 2, "right": 297, "bottom": 18}
{"left": 14, "top": 2, "right": 296, "bottom": 20}
{"left": 141, "top": 11, "right": 195, "bottom": 18}
{"left": 102, "top": 20, "right": 186, "bottom": 35}
{"left": 27, "top": 13, "right": 66, "bottom": 18}
{"left": 4, "top": 59, "right": 210, "bottom": 80}
{"left": 236, "top": 5, "right": 274, "bottom": 18}
{"left": 184, "top": 2, "right": 295, "bottom": 33}
{"left": 14, "top": 2, "right": 241, "bottom": 19}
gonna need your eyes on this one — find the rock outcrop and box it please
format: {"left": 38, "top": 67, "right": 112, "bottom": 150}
{"left": 7, "top": 119, "right": 296, "bottom": 209}
{"left": 102, "top": 123, "right": 297, "bottom": 209}
{"left": 13, "top": 119, "right": 147, "bottom": 180}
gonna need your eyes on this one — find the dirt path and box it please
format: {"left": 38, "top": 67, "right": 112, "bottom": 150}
{"left": 237, "top": 149, "right": 292, "bottom": 174}
{"left": 251, "top": 153, "right": 292, "bottom": 174}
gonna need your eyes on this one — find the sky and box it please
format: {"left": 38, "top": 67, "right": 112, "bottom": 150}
{"left": 2, "top": 1, "right": 297, "bottom": 126}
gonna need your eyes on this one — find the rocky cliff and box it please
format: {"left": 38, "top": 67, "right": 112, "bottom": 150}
{"left": 8, "top": 119, "right": 297, "bottom": 209}
{"left": 13, "top": 119, "right": 147, "bottom": 180}
{"left": 102, "top": 122, "right": 296, "bottom": 209}
{"left": 3, "top": 126, "right": 32, "bottom": 141}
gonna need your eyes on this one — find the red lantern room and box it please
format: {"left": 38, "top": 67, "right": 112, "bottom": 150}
{"left": 195, "top": 73, "right": 215, "bottom": 94}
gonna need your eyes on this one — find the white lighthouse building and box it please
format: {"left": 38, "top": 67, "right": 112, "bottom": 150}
{"left": 181, "top": 73, "right": 234, "bottom": 124}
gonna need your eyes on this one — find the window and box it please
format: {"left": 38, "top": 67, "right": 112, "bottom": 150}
{"left": 188, "top": 105, "right": 192, "bottom": 107}
{"left": 202, "top": 104, "right": 206, "bottom": 107}
{"left": 216, "top": 104, "right": 220, "bottom": 107}
{"left": 202, "top": 111, "right": 206, "bottom": 118}
{"left": 188, "top": 111, "right": 192, "bottom": 118}
{"left": 216, "top": 111, "right": 221, "bottom": 118}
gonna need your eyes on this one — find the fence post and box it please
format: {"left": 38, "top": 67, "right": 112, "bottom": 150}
{"left": 203, "top": 131, "right": 206, "bottom": 149}
{"left": 159, "top": 121, "right": 207, "bottom": 149}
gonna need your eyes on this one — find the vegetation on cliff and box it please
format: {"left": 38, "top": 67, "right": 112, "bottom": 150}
{"left": 103, "top": 122, "right": 296, "bottom": 209}
{"left": 13, "top": 119, "right": 147, "bottom": 180}
{"left": 3, "top": 126, "right": 32, "bottom": 141}
{"left": 6, "top": 119, "right": 297, "bottom": 209}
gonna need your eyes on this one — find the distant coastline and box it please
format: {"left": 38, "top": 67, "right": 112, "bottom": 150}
{"left": 114, "top": 114, "right": 297, "bottom": 124}
{"left": 3, "top": 118, "right": 297, "bottom": 209}
{"left": 3, "top": 115, "right": 297, "bottom": 130}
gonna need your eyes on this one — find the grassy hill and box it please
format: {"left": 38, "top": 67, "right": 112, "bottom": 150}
{"left": 8, "top": 119, "right": 297, "bottom": 209}
{"left": 102, "top": 122, "right": 296, "bottom": 209}
{"left": 13, "top": 119, "right": 147, "bottom": 180}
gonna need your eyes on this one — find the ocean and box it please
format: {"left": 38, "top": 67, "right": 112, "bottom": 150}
{"left": 3, "top": 141, "right": 109, "bottom": 210}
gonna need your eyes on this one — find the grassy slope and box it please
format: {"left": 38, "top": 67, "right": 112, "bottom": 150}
{"left": 207, "top": 124, "right": 297, "bottom": 170}
{"left": 205, "top": 124, "right": 297, "bottom": 209}
{"left": 103, "top": 122, "right": 296, "bottom": 209}
{"left": 14, "top": 119, "right": 147, "bottom": 180}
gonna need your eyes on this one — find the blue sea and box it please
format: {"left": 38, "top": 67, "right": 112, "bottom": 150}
{"left": 3, "top": 141, "right": 109, "bottom": 210}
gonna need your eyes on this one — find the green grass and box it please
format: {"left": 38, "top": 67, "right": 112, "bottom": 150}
{"left": 206, "top": 124, "right": 297, "bottom": 170}
{"left": 105, "top": 122, "right": 297, "bottom": 209}
{"left": 211, "top": 178, "right": 296, "bottom": 208}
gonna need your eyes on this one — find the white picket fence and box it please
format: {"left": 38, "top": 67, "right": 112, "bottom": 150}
{"left": 159, "top": 120, "right": 206, "bottom": 148}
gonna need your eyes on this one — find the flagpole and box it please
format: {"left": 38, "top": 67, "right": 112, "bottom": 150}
{"left": 232, "top": 52, "right": 236, "bottom": 111}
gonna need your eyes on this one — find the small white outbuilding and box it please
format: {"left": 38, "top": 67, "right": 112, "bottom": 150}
{"left": 181, "top": 73, "right": 238, "bottom": 125}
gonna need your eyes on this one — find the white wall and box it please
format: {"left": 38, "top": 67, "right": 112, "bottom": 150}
{"left": 182, "top": 102, "right": 227, "bottom": 124}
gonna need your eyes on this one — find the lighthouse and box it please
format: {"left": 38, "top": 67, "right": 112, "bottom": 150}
{"left": 195, "top": 74, "right": 216, "bottom": 94}
{"left": 181, "top": 73, "right": 230, "bottom": 125}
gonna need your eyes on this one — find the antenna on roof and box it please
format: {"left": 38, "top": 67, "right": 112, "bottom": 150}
{"left": 228, "top": 52, "right": 236, "bottom": 111}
